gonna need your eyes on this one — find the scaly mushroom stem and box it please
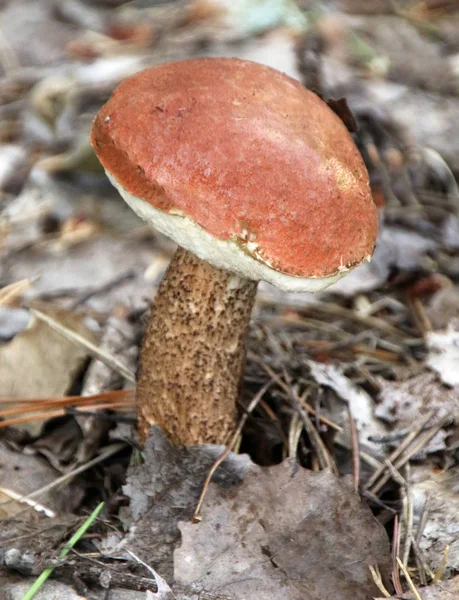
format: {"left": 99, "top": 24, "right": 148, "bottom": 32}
{"left": 137, "top": 246, "right": 258, "bottom": 445}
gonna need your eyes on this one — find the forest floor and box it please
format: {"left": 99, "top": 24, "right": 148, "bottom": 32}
{"left": 1, "top": 1, "right": 459, "bottom": 598}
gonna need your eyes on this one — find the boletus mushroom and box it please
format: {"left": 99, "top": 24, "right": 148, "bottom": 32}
{"left": 90, "top": 57, "right": 378, "bottom": 446}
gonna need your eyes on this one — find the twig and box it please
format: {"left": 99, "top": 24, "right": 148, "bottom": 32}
{"left": 369, "top": 565, "right": 391, "bottom": 598}
{"left": 193, "top": 380, "right": 273, "bottom": 521}
{"left": 249, "top": 355, "right": 342, "bottom": 432}
{"left": 256, "top": 295, "right": 410, "bottom": 338}
{"left": 402, "top": 464, "right": 414, "bottom": 567}
{"left": 0, "top": 389, "right": 133, "bottom": 418}
{"left": 432, "top": 545, "right": 449, "bottom": 584}
{"left": 413, "top": 491, "right": 434, "bottom": 584}
{"left": 374, "top": 419, "right": 448, "bottom": 495}
{"left": 0, "top": 487, "right": 55, "bottom": 518}
{"left": 410, "top": 535, "right": 434, "bottom": 584}
{"left": 392, "top": 516, "right": 404, "bottom": 596}
{"left": 397, "top": 557, "right": 422, "bottom": 600}
{"left": 408, "top": 296, "right": 433, "bottom": 336}
{"left": 21, "top": 443, "right": 125, "bottom": 501}
{"left": 288, "top": 412, "right": 303, "bottom": 458}
{"left": 31, "top": 309, "right": 136, "bottom": 384}
{"left": 307, "top": 301, "right": 410, "bottom": 339}
{"left": 283, "top": 369, "right": 338, "bottom": 474}
{"left": 384, "top": 459, "right": 408, "bottom": 488}
{"left": 347, "top": 407, "right": 360, "bottom": 491}
{"left": 364, "top": 410, "right": 436, "bottom": 493}
{"left": 0, "top": 279, "right": 33, "bottom": 305}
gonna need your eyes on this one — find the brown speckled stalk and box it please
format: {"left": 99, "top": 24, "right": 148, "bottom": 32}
{"left": 137, "top": 246, "right": 258, "bottom": 446}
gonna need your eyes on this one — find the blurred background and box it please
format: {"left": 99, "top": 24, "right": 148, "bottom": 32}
{"left": 1, "top": 0, "right": 459, "bottom": 313}
{"left": 1, "top": 0, "right": 458, "bottom": 310}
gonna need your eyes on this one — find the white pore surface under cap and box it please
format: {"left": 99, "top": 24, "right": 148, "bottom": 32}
{"left": 108, "top": 172, "right": 346, "bottom": 293}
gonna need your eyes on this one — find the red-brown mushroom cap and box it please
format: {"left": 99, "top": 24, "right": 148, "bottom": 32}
{"left": 90, "top": 57, "right": 377, "bottom": 289}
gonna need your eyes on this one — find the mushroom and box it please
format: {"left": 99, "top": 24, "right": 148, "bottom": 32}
{"left": 90, "top": 57, "right": 378, "bottom": 446}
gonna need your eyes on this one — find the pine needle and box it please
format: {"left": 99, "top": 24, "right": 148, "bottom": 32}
{"left": 30, "top": 308, "right": 136, "bottom": 384}
{"left": 432, "top": 544, "right": 449, "bottom": 584}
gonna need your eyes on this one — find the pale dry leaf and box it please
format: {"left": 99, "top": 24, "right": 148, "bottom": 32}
{"left": 411, "top": 466, "right": 459, "bottom": 574}
{"left": 426, "top": 320, "right": 459, "bottom": 387}
{"left": 442, "top": 216, "right": 459, "bottom": 252}
{"left": 108, "top": 591, "right": 148, "bottom": 600}
{"left": 0, "top": 145, "right": 29, "bottom": 195}
{"left": 0, "top": 306, "right": 30, "bottom": 341}
{"left": 174, "top": 459, "right": 391, "bottom": 600}
{"left": 81, "top": 315, "right": 138, "bottom": 397}
{"left": 0, "top": 442, "right": 73, "bottom": 520}
{"left": 427, "top": 286, "right": 459, "bottom": 331}
{"left": 375, "top": 371, "right": 458, "bottom": 425}
{"left": 1, "top": 234, "right": 156, "bottom": 314}
{"left": 308, "top": 360, "right": 387, "bottom": 449}
{"left": 0, "top": 305, "right": 98, "bottom": 435}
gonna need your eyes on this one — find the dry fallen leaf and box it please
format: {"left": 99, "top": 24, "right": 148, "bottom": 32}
{"left": 427, "top": 286, "right": 459, "bottom": 330}
{"left": 308, "top": 360, "right": 387, "bottom": 449}
{"left": 376, "top": 371, "right": 458, "bottom": 425}
{"left": 120, "top": 427, "right": 252, "bottom": 579}
{"left": 411, "top": 466, "right": 459, "bottom": 574}
{"left": 426, "top": 320, "right": 459, "bottom": 388}
{"left": 0, "top": 305, "right": 98, "bottom": 435}
{"left": 0, "top": 442, "right": 78, "bottom": 520}
{"left": 175, "top": 459, "right": 391, "bottom": 600}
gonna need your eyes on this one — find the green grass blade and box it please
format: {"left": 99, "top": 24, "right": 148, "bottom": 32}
{"left": 21, "top": 502, "right": 104, "bottom": 600}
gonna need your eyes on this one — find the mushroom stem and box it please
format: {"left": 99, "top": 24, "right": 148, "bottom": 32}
{"left": 137, "top": 246, "right": 258, "bottom": 445}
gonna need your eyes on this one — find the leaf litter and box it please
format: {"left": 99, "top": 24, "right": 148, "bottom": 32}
{"left": 1, "top": 0, "right": 459, "bottom": 598}
{"left": 175, "top": 459, "right": 391, "bottom": 600}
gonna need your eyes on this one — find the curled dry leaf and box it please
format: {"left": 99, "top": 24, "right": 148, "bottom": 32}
{"left": 307, "top": 360, "right": 387, "bottom": 449}
{"left": 175, "top": 459, "right": 391, "bottom": 600}
{"left": 326, "top": 97, "right": 358, "bottom": 132}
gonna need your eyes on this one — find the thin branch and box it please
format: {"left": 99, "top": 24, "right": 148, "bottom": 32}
{"left": 347, "top": 407, "right": 360, "bottom": 491}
